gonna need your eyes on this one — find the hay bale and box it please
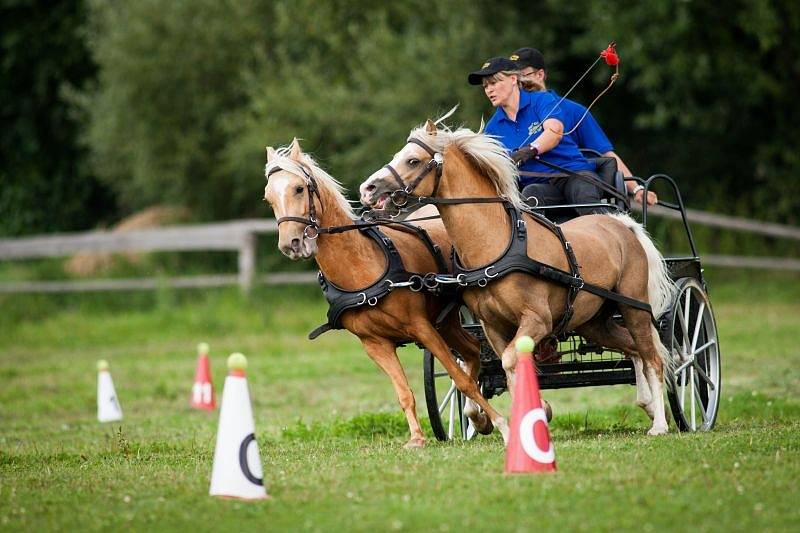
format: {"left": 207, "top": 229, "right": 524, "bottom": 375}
{"left": 64, "top": 205, "right": 190, "bottom": 276}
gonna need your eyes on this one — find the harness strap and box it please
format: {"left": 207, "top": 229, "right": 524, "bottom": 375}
{"left": 452, "top": 205, "right": 652, "bottom": 338}
{"left": 309, "top": 221, "right": 454, "bottom": 339}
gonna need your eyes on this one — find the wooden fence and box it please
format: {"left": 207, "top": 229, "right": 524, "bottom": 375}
{"left": 0, "top": 209, "right": 798, "bottom": 294}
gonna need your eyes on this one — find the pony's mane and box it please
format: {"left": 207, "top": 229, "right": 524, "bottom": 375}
{"left": 265, "top": 146, "right": 356, "bottom": 219}
{"left": 407, "top": 121, "right": 523, "bottom": 209}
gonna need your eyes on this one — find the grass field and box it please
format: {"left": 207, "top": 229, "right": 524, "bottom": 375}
{"left": 1, "top": 271, "right": 799, "bottom": 531}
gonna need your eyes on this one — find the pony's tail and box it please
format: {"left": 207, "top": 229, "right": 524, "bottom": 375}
{"left": 610, "top": 213, "right": 678, "bottom": 378}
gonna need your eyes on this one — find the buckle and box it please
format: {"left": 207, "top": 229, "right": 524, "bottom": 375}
{"left": 391, "top": 189, "right": 409, "bottom": 207}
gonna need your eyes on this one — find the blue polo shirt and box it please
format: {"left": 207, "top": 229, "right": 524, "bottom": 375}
{"left": 549, "top": 91, "right": 614, "bottom": 154}
{"left": 485, "top": 89, "right": 593, "bottom": 186}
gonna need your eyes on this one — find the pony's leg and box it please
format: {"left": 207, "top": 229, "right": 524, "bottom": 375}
{"left": 413, "top": 321, "right": 510, "bottom": 443}
{"left": 361, "top": 337, "right": 426, "bottom": 448}
{"left": 499, "top": 313, "right": 550, "bottom": 401}
{"left": 438, "top": 315, "right": 493, "bottom": 435}
{"left": 619, "top": 308, "right": 670, "bottom": 435}
{"left": 575, "top": 316, "right": 654, "bottom": 419}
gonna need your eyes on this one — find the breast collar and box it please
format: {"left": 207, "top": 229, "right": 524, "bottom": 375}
{"left": 308, "top": 221, "right": 450, "bottom": 340}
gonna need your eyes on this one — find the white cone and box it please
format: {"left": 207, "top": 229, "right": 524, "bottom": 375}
{"left": 97, "top": 360, "right": 123, "bottom": 422}
{"left": 209, "top": 353, "right": 268, "bottom": 500}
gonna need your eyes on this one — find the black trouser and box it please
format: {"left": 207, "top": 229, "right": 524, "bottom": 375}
{"left": 521, "top": 171, "right": 610, "bottom": 216}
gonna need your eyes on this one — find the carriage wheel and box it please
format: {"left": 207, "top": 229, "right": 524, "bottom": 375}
{"left": 662, "top": 278, "right": 721, "bottom": 431}
{"left": 422, "top": 349, "right": 479, "bottom": 441}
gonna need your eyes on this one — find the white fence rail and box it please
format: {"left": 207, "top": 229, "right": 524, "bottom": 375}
{"left": 0, "top": 210, "right": 797, "bottom": 294}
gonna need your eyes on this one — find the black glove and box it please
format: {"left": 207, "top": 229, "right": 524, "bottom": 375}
{"left": 510, "top": 145, "right": 539, "bottom": 166}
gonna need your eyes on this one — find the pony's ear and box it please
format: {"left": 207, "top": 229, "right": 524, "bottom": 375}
{"left": 425, "top": 119, "right": 437, "bottom": 135}
{"left": 265, "top": 146, "right": 277, "bottom": 163}
{"left": 289, "top": 138, "right": 302, "bottom": 160}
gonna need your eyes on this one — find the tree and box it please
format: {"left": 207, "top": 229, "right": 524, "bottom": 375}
{"left": 0, "top": 0, "right": 113, "bottom": 236}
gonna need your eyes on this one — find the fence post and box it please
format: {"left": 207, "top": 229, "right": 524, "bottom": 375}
{"left": 238, "top": 231, "right": 257, "bottom": 293}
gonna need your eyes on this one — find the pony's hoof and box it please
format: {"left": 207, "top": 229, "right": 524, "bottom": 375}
{"left": 543, "top": 399, "right": 553, "bottom": 422}
{"left": 403, "top": 437, "right": 426, "bottom": 449}
{"left": 647, "top": 425, "right": 668, "bottom": 436}
{"left": 472, "top": 412, "right": 494, "bottom": 435}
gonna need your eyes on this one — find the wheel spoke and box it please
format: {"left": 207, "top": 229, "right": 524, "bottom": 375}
{"left": 434, "top": 371, "right": 449, "bottom": 378}
{"left": 691, "top": 302, "right": 706, "bottom": 353}
{"left": 447, "top": 392, "right": 456, "bottom": 439}
{"left": 690, "top": 366, "right": 696, "bottom": 430}
{"left": 693, "top": 377, "right": 711, "bottom": 424}
{"left": 438, "top": 382, "right": 456, "bottom": 415}
{"left": 693, "top": 361, "right": 716, "bottom": 390}
{"left": 683, "top": 289, "right": 691, "bottom": 337}
{"left": 674, "top": 358, "right": 694, "bottom": 377}
{"left": 679, "top": 370, "right": 687, "bottom": 409}
{"left": 676, "top": 302, "right": 690, "bottom": 352}
{"left": 692, "top": 339, "right": 716, "bottom": 357}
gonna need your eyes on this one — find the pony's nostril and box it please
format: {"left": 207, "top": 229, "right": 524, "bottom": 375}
{"left": 291, "top": 238, "right": 301, "bottom": 252}
{"left": 365, "top": 184, "right": 375, "bottom": 192}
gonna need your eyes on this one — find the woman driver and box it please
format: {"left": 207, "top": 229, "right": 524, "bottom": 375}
{"left": 468, "top": 57, "right": 608, "bottom": 215}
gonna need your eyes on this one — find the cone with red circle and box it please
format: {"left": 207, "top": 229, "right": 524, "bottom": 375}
{"left": 209, "top": 353, "right": 269, "bottom": 500}
{"left": 505, "top": 336, "right": 557, "bottom": 474}
{"left": 190, "top": 342, "right": 216, "bottom": 410}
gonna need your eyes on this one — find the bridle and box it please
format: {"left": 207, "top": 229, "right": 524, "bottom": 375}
{"left": 378, "top": 136, "right": 508, "bottom": 211}
{"left": 266, "top": 162, "right": 324, "bottom": 239}
{"left": 383, "top": 137, "right": 443, "bottom": 207}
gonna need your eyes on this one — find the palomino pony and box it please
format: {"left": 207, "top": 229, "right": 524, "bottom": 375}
{"left": 360, "top": 122, "right": 677, "bottom": 435}
{"left": 263, "top": 139, "right": 510, "bottom": 447}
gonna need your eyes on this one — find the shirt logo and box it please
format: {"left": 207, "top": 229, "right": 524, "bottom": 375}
{"left": 528, "top": 121, "right": 542, "bottom": 136}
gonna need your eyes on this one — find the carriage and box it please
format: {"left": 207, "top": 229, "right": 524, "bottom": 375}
{"left": 421, "top": 150, "right": 721, "bottom": 441}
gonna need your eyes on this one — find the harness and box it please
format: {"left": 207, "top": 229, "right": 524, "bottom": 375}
{"left": 379, "top": 136, "right": 654, "bottom": 339}
{"left": 309, "top": 221, "right": 449, "bottom": 339}
{"left": 267, "top": 161, "right": 452, "bottom": 340}
{"left": 451, "top": 203, "right": 653, "bottom": 338}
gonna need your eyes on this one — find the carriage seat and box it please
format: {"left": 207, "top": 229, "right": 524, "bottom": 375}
{"left": 522, "top": 152, "right": 628, "bottom": 222}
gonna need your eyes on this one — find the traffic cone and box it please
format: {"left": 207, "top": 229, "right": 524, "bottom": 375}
{"left": 209, "top": 353, "right": 269, "bottom": 500}
{"left": 97, "top": 359, "right": 123, "bottom": 423}
{"left": 505, "top": 336, "right": 557, "bottom": 474}
{"left": 191, "top": 342, "right": 216, "bottom": 410}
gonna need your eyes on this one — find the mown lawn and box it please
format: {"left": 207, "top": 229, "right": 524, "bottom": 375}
{"left": 1, "top": 271, "right": 798, "bottom": 531}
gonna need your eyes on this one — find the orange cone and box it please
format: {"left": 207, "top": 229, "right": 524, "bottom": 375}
{"left": 191, "top": 342, "right": 216, "bottom": 410}
{"left": 505, "top": 336, "right": 557, "bottom": 474}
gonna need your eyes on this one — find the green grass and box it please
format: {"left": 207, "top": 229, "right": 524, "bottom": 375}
{"left": 1, "top": 272, "right": 799, "bottom": 531}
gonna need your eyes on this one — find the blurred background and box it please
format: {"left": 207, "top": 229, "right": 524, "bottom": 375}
{"left": 3, "top": 0, "right": 799, "bottom": 236}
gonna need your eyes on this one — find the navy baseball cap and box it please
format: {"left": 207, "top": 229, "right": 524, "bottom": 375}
{"left": 467, "top": 57, "right": 519, "bottom": 85}
{"left": 510, "top": 47, "right": 546, "bottom": 70}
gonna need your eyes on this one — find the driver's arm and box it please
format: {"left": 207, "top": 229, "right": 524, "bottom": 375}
{"left": 536, "top": 118, "right": 564, "bottom": 154}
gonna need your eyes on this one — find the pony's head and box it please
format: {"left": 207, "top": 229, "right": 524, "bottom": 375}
{"left": 360, "top": 120, "right": 442, "bottom": 208}
{"left": 264, "top": 138, "right": 354, "bottom": 260}
{"left": 360, "top": 117, "right": 522, "bottom": 209}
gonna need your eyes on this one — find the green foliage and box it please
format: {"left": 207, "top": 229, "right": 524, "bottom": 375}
{"left": 84, "top": 0, "right": 267, "bottom": 219}
{"left": 6, "top": 0, "right": 799, "bottom": 236}
{"left": 572, "top": 0, "right": 800, "bottom": 223}
{"left": 0, "top": 0, "right": 114, "bottom": 236}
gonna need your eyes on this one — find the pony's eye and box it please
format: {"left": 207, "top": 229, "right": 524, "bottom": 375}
{"left": 295, "top": 186, "right": 304, "bottom": 194}
{"left": 407, "top": 158, "right": 420, "bottom": 167}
